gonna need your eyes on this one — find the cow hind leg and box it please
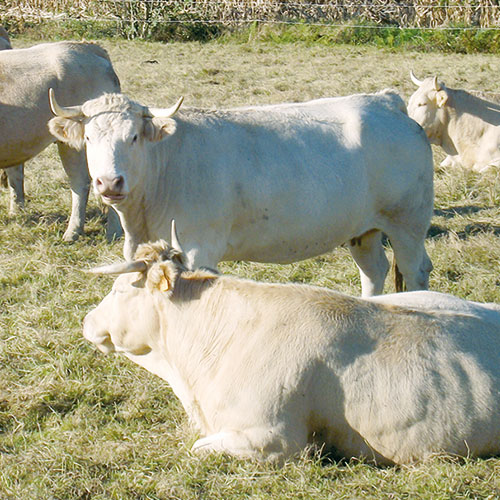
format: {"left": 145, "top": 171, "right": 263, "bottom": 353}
{"left": 386, "top": 230, "right": 432, "bottom": 292}
{"left": 2, "top": 165, "right": 25, "bottom": 214}
{"left": 349, "top": 229, "right": 390, "bottom": 297}
{"left": 57, "top": 143, "right": 90, "bottom": 241}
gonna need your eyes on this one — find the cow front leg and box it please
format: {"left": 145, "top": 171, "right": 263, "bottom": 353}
{"left": 2, "top": 164, "right": 25, "bottom": 214}
{"left": 349, "top": 229, "right": 390, "bottom": 297}
{"left": 192, "top": 427, "right": 294, "bottom": 462}
{"left": 104, "top": 205, "right": 123, "bottom": 242}
{"left": 57, "top": 143, "right": 90, "bottom": 241}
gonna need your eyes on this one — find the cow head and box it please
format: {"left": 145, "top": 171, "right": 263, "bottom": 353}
{"left": 48, "top": 89, "right": 183, "bottom": 205}
{"left": 407, "top": 71, "right": 450, "bottom": 145}
{"left": 83, "top": 221, "right": 187, "bottom": 355}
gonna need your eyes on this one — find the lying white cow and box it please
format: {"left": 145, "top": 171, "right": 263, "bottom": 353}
{"left": 408, "top": 71, "right": 500, "bottom": 172}
{"left": 83, "top": 236, "right": 500, "bottom": 465}
{"left": 0, "top": 40, "right": 121, "bottom": 240}
{"left": 49, "top": 89, "right": 434, "bottom": 297}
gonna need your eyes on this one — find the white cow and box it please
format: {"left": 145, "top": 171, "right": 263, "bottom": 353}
{"left": 49, "top": 89, "right": 434, "bottom": 297}
{"left": 0, "top": 40, "right": 121, "bottom": 240}
{"left": 0, "top": 25, "right": 24, "bottom": 215}
{"left": 83, "top": 237, "right": 500, "bottom": 465}
{"left": 408, "top": 71, "right": 500, "bottom": 172}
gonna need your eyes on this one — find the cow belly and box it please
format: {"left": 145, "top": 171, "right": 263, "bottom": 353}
{"left": 0, "top": 134, "right": 51, "bottom": 168}
{"left": 224, "top": 211, "right": 367, "bottom": 263}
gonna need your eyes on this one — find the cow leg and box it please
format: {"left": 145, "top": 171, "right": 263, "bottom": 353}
{"left": 104, "top": 205, "right": 123, "bottom": 242}
{"left": 349, "top": 229, "right": 390, "bottom": 297}
{"left": 57, "top": 143, "right": 90, "bottom": 241}
{"left": 192, "top": 427, "right": 297, "bottom": 462}
{"left": 2, "top": 164, "right": 25, "bottom": 214}
{"left": 386, "top": 231, "right": 433, "bottom": 292}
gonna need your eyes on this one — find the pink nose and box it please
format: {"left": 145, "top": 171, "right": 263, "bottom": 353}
{"left": 95, "top": 175, "right": 125, "bottom": 196}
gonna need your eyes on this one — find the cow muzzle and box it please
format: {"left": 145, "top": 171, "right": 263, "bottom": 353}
{"left": 95, "top": 175, "right": 127, "bottom": 204}
{"left": 83, "top": 314, "right": 116, "bottom": 354}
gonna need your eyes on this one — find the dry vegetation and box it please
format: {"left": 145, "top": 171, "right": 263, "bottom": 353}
{"left": 3, "top": 0, "right": 500, "bottom": 27}
{"left": 2, "top": 35, "right": 500, "bottom": 498}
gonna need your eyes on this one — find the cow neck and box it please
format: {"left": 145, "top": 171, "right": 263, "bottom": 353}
{"left": 437, "top": 105, "right": 459, "bottom": 156}
{"left": 154, "top": 274, "right": 223, "bottom": 433}
{"left": 115, "top": 189, "right": 150, "bottom": 260}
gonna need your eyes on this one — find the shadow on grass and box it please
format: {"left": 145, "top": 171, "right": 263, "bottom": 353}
{"left": 430, "top": 205, "right": 500, "bottom": 240}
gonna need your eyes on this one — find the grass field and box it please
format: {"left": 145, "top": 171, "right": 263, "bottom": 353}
{"left": 2, "top": 36, "right": 500, "bottom": 499}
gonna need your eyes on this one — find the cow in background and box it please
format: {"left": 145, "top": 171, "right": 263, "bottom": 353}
{"left": 49, "top": 89, "right": 433, "bottom": 297}
{"left": 408, "top": 71, "right": 500, "bottom": 172}
{"left": 83, "top": 236, "right": 500, "bottom": 464}
{"left": 0, "top": 26, "right": 25, "bottom": 215}
{"left": 0, "top": 38, "right": 121, "bottom": 240}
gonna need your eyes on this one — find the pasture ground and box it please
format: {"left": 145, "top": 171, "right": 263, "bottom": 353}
{"left": 1, "top": 36, "right": 500, "bottom": 499}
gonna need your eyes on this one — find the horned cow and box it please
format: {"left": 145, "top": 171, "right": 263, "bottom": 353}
{"left": 408, "top": 71, "right": 500, "bottom": 172}
{"left": 49, "top": 89, "right": 434, "bottom": 297}
{"left": 83, "top": 235, "right": 500, "bottom": 465}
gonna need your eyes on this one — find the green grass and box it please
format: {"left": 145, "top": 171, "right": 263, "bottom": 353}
{"left": 2, "top": 37, "right": 500, "bottom": 498}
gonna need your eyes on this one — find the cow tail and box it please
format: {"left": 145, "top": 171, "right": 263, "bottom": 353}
{"left": 393, "top": 257, "right": 405, "bottom": 293}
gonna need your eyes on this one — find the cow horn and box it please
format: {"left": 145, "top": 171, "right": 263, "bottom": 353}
{"left": 87, "top": 260, "right": 148, "bottom": 275}
{"left": 432, "top": 76, "right": 441, "bottom": 91}
{"left": 170, "top": 219, "right": 184, "bottom": 254}
{"left": 148, "top": 96, "right": 184, "bottom": 118}
{"left": 410, "top": 70, "right": 423, "bottom": 87}
{"left": 48, "top": 88, "right": 84, "bottom": 118}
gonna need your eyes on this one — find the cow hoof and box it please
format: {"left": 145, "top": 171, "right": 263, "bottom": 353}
{"left": 63, "top": 229, "right": 82, "bottom": 242}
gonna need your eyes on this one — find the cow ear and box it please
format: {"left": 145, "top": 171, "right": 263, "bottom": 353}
{"left": 435, "top": 89, "right": 449, "bottom": 108}
{"left": 147, "top": 261, "right": 177, "bottom": 293}
{"left": 48, "top": 117, "right": 85, "bottom": 150}
{"left": 143, "top": 117, "right": 177, "bottom": 142}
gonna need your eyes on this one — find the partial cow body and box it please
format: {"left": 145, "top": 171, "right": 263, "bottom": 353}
{"left": 408, "top": 71, "right": 500, "bottom": 172}
{"left": 50, "top": 90, "right": 434, "bottom": 297}
{"left": 0, "top": 39, "right": 121, "bottom": 239}
{"left": 84, "top": 240, "right": 500, "bottom": 465}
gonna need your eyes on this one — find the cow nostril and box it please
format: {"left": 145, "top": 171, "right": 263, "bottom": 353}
{"left": 96, "top": 177, "right": 104, "bottom": 187}
{"left": 113, "top": 176, "right": 124, "bottom": 191}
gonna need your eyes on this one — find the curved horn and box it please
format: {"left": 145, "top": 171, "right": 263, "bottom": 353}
{"left": 410, "top": 70, "right": 424, "bottom": 87}
{"left": 148, "top": 96, "right": 184, "bottom": 118}
{"left": 432, "top": 76, "right": 441, "bottom": 91}
{"left": 49, "top": 88, "right": 84, "bottom": 118}
{"left": 171, "top": 219, "right": 184, "bottom": 254}
{"left": 87, "top": 260, "right": 147, "bottom": 275}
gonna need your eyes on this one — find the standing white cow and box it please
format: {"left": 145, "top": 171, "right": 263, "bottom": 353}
{"left": 83, "top": 237, "right": 500, "bottom": 465}
{"left": 408, "top": 71, "right": 500, "bottom": 172}
{"left": 0, "top": 25, "right": 24, "bottom": 215}
{"left": 0, "top": 40, "right": 121, "bottom": 240}
{"left": 49, "top": 89, "right": 434, "bottom": 297}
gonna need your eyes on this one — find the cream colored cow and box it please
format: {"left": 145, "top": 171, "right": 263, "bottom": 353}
{"left": 409, "top": 71, "right": 500, "bottom": 172}
{"left": 83, "top": 233, "right": 500, "bottom": 465}
{"left": 50, "top": 89, "right": 433, "bottom": 296}
{"left": 0, "top": 39, "right": 121, "bottom": 240}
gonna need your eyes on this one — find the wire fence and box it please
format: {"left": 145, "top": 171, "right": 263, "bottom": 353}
{"left": 2, "top": 1, "right": 500, "bottom": 39}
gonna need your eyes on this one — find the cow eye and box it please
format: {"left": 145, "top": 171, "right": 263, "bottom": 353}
{"left": 131, "top": 134, "right": 138, "bottom": 144}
